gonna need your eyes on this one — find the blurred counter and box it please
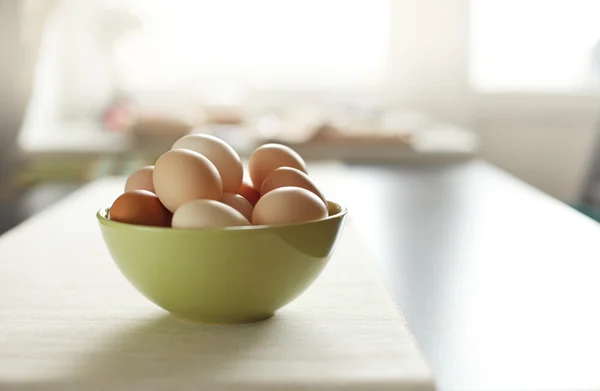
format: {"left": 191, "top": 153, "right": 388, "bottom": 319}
{"left": 16, "top": 115, "right": 479, "bottom": 186}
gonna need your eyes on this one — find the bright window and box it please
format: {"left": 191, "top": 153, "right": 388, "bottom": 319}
{"left": 114, "top": 0, "right": 390, "bottom": 93}
{"left": 469, "top": 0, "right": 600, "bottom": 93}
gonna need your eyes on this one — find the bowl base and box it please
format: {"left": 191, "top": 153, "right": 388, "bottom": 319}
{"left": 171, "top": 312, "right": 275, "bottom": 325}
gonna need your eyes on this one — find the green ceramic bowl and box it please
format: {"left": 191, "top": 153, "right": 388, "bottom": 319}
{"left": 97, "top": 202, "right": 347, "bottom": 324}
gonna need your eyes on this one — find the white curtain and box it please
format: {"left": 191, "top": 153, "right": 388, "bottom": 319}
{"left": 0, "top": 0, "right": 56, "bottom": 191}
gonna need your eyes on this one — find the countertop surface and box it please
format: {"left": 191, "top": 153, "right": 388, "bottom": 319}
{"left": 336, "top": 161, "right": 600, "bottom": 391}
{"left": 0, "top": 167, "right": 433, "bottom": 391}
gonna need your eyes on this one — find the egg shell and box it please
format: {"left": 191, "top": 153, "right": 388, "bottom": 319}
{"left": 109, "top": 190, "right": 172, "bottom": 227}
{"left": 260, "top": 167, "right": 326, "bottom": 205}
{"left": 124, "top": 165, "right": 155, "bottom": 193}
{"left": 237, "top": 179, "right": 261, "bottom": 206}
{"left": 172, "top": 199, "right": 250, "bottom": 228}
{"left": 172, "top": 134, "right": 243, "bottom": 193}
{"left": 153, "top": 149, "right": 223, "bottom": 212}
{"left": 252, "top": 186, "right": 328, "bottom": 226}
{"left": 221, "top": 193, "right": 254, "bottom": 221}
{"left": 248, "top": 143, "right": 307, "bottom": 190}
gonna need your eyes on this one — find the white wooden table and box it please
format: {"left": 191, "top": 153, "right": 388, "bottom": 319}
{"left": 0, "top": 165, "right": 433, "bottom": 391}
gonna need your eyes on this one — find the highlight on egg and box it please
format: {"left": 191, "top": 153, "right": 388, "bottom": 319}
{"left": 260, "top": 167, "right": 326, "bottom": 206}
{"left": 248, "top": 143, "right": 307, "bottom": 190}
{"left": 153, "top": 148, "right": 223, "bottom": 212}
{"left": 252, "top": 186, "right": 328, "bottom": 226}
{"left": 124, "top": 165, "right": 155, "bottom": 193}
{"left": 172, "top": 199, "right": 250, "bottom": 228}
{"left": 172, "top": 134, "right": 243, "bottom": 193}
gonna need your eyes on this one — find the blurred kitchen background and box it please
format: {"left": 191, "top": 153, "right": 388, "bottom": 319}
{"left": 2, "top": 0, "right": 600, "bottom": 232}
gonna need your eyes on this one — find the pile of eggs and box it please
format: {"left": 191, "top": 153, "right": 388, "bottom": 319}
{"left": 109, "top": 134, "right": 329, "bottom": 228}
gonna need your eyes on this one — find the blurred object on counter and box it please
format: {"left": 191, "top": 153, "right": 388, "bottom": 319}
{"left": 303, "top": 122, "right": 412, "bottom": 147}
{"left": 202, "top": 105, "right": 245, "bottom": 125}
{"left": 127, "top": 113, "right": 195, "bottom": 157}
{"left": 253, "top": 105, "right": 325, "bottom": 143}
{"left": 190, "top": 124, "right": 255, "bottom": 156}
{"left": 102, "top": 95, "right": 135, "bottom": 132}
{"left": 253, "top": 104, "right": 429, "bottom": 145}
{"left": 250, "top": 104, "right": 478, "bottom": 163}
{"left": 129, "top": 114, "right": 194, "bottom": 138}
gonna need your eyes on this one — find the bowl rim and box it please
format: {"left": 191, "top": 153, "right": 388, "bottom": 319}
{"left": 97, "top": 200, "right": 347, "bottom": 232}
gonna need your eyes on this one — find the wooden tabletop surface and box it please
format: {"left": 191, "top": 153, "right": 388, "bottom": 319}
{"left": 0, "top": 173, "right": 433, "bottom": 391}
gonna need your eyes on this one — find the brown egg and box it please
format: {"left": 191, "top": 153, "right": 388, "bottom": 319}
{"left": 109, "top": 190, "right": 172, "bottom": 227}
{"left": 153, "top": 149, "right": 223, "bottom": 212}
{"left": 172, "top": 200, "right": 250, "bottom": 228}
{"left": 237, "top": 179, "right": 261, "bottom": 206}
{"left": 221, "top": 193, "right": 254, "bottom": 221}
{"left": 248, "top": 143, "right": 307, "bottom": 190}
{"left": 252, "top": 186, "right": 328, "bottom": 226}
{"left": 172, "top": 134, "right": 243, "bottom": 193}
{"left": 260, "top": 167, "right": 326, "bottom": 205}
{"left": 124, "top": 165, "right": 155, "bottom": 193}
